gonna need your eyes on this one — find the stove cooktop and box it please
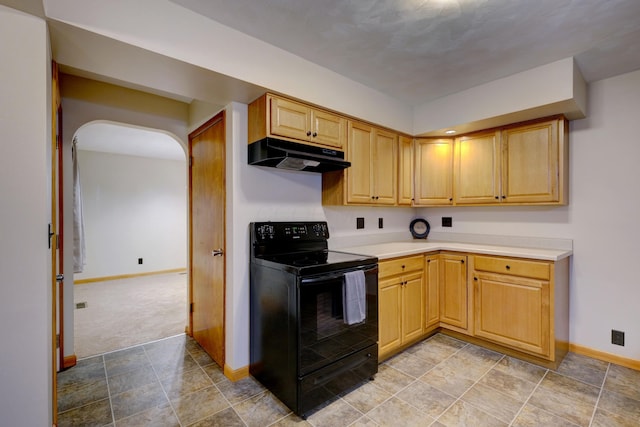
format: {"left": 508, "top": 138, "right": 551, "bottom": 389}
{"left": 255, "top": 249, "right": 377, "bottom": 275}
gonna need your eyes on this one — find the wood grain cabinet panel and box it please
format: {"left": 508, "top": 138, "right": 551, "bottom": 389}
{"left": 474, "top": 271, "right": 550, "bottom": 357}
{"left": 398, "top": 136, "right": 414, "bottom": 206}
{"left": 415, "top": 138, "right": 454, "bottom": 206}
{"left": 424, "top": 255, "right": 440, "bottom": 329}
{"left": 439, "top": 254, "right": 468, "bottom": 330}
{"left": 454, "top": 131, "right": 501, "bottom": 204}
{"left": 325, "top": 120, "right": 398, "bottom": 206}
{"left": 378, "top": 257, "right": 424, "bottom": 359}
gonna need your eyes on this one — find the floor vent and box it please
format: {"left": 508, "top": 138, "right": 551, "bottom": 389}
{"left": 76, "top": 302, "right": 88, "bottom": 309}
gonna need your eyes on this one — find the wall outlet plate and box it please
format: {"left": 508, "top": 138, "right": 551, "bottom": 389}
{"left": 356, "top": 217, "right": 365, "bottom": 229}
{"left": 442, "top": 217, "right": 452, "bottom": 227}
{"left": 378, "top": 218, "right": 383, "bottom": 229}
{"left": 612, "top": 329, "right": 625, "bottom": 346}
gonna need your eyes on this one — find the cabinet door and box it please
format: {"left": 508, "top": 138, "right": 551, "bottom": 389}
{"left": 346, "top": 122, "right": 374, "bottom": 204}
{"left": 379, "top": 277, "right": 402, "bottom": 357}
{"left": 269, "top": 97, "right": 311, "bottom": 141}
{"left": 397, "top": 136, "right": 414, "bottom": 206}
{"left": 454, "top": 132, "right": 501, "bottom": 204}
{"left": 474, "top": 272, "right": 550, "bottom": 357}
{"left": 373, "top": 129, "right": 398, "bottom": 205}
{"left": 424, "top": 255, "right": 440, "bottom": 328}
{"left": 439, "top": 254, "right": 468, "bottom": 329}
{"left": 402, "top": 272, "right": 424, "bottom": 343}
{"left": 502, "top": 119, "right": 559, "bottom": 203}
{"left": 415, "top": 138, "right": 453, "bottom": 205}
{"left": 311, "top": 109, "right": 346, "bottom": 149}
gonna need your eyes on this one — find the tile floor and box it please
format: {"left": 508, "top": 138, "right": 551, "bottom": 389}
{"left": 57, "top": 333, "right": 640, "bottom": 426}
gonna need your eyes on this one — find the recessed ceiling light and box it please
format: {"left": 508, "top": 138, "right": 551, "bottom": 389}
{"left": 445, "top": 130, "right": 456, "bottom": 134}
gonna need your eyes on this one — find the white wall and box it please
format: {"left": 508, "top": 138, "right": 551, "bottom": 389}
{"left": 74, "top": 150, "right": 187, "bottom": 280}
{"left": 44, "top": 0, "right": 413, "bottom": 133}
{"left": 0, "top": 6, "right": 51, "bottom": 425}
{"left": 417, "top": 68, "right": 640, "bottom": 360}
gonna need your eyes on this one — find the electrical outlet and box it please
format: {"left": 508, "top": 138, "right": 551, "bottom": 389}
{"left": 442, "top": 217, "right": 452, "bottom": 227}
{"left": 356, "top": 217, "right": 365, "bottom": 229}
{"left": 138, "top": 258, "right": 143, "bottom": 265}
{"left": 378, "top": 218, "right": 384, "bottom": 229}
{"left": 612, "top": 329, "right": 625, "bottom": 346}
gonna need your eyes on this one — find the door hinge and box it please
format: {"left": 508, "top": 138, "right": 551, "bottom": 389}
{"left": 189, "top": 156, "right": 193, "bottom": 167}
{"left": 56, "top": 334, "right": 60, "bottom": 349}
{"left": 190, "top": 303, "right": 194, "bottom": 313}
{"left": 48, "top": 223, "right": 55, "bottom": 249}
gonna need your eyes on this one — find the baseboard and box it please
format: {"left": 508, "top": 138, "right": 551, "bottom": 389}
{"left": 224, "top": 364, "right": 249, "bottom": 382}
{"left": 74, "top": 268, "right": 187, "bottom": 284}
{"left": 62, "top": 354, "right": 77, "bottom": 369}
{"left": 569, "top": 343, "right": 640, "bottom": 370}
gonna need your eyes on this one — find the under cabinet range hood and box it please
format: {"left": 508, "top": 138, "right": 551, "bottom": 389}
{"left": 248, "top": 138, "right": 351, "bottom": 173}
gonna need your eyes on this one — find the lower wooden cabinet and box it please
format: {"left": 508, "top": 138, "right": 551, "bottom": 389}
{"left": 474, "top": 271, "right": 550, "bottom": 357}
{"left": 439, "top": 253, "right": 468, "bottom": 330}
{"left": 376, "top": 250, "right": 569, "bottom": 366}
{"left": 378, "top": 256, "right": 424, "bottom": 359}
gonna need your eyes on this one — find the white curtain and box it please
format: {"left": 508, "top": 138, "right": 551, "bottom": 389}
{"left": 72, "top": 138, "right": 86, "bottom": 273}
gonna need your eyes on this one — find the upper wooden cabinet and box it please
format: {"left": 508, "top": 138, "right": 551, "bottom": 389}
{"left": 502, "top": 118, "right": 566, "bottom": 204}
{"left": 454, "top": 131, "right": 501, "bottom": 204}
{"left": 415, "top": 138, "right": 454, "bottom": 206}
{"left": 454, "top": 117, "right": 568, "bottom": 205}
{"left": 323, "top": 121, "right": 398, "bottom": 205}
{"left": 248, "top": 94, "right": 347, "bottom": 149}
{"left": 398, "top": 136, "right": 414, "bottom": 206}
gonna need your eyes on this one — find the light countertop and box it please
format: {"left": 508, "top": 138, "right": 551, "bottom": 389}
{"left": 338, "top": 240, "right": 572, "bottom": 261}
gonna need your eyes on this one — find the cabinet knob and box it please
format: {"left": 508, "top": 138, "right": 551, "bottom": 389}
{"left": 494, "top": 196, "right": 499, "bottom": 199}
{"left": 312, "top": 132, "right": 317, "bottom": 137}
{"left": 506, "top": 265, "right": 511, "bottom": 270}
{"left": 306, "top": 131, "right": 311, "bottom": 136}
{"left": 449, "top": 198, "right": 453, "bottom": 202}
{"left": 461, "top": 259, "right": 465, "bottom": 264}
{"left": 401, "top": 265, "right": 405, "bottom": 269}
{"left": 474, "top": 277, "right": 478, "bottom": 281}
{"left": 502, "top": 195, "right": 506, "bottom": 199}
{"left": 371, "top": 196, "right": 375, "bottom": 200}
{"left": 376, "top": 196, "right": 380, "bottom": 200}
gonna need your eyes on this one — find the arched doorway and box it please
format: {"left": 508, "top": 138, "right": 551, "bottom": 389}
{"left": 70, "top": 121, "right": 189, "bottom": 358}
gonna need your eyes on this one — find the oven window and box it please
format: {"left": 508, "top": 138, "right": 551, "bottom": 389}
{"left": 299, "top": 270, "right": 378, "bottom": 375}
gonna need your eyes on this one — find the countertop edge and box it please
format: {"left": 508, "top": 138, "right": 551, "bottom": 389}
{"left": 337, "top": 241, "right": 573, "bottom": 262}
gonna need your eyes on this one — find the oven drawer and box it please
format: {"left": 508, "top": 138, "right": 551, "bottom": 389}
{"left": 379, "top": 255, "right": 423, "bottom": 278}
{"left": 474, "top": 255, "right": 550, "bottom": 280}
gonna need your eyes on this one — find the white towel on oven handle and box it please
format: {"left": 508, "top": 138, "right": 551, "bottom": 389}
{"left": 343, "top": 270, "right": 366, "bottom": 325}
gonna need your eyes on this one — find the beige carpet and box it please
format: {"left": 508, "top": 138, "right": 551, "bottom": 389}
{"left": 73, "top": 272, "right": 188, "bottom": 359}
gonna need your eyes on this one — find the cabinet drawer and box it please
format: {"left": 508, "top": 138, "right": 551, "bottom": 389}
{"left": 379, "top": 255, "right": 423, "bottom": 278}
{"left": 474, "top": 256, "right": 550, "bottom": 280}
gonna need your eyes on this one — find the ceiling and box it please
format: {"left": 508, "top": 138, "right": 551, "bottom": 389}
{"left": 5, "top": 0, "right": 640, "bottom": 158}
{"left": 172, "top": 0, "right": 640, "bottom": 105}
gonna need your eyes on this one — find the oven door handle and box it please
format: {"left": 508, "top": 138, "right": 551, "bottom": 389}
{"left": 300, "top": 265, "right": 378, "bottom": 285}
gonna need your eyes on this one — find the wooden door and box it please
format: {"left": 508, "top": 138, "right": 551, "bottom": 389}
{"left": 502, "top": 119, "right": 559, "bottom": 203}
{"left": 474, "top": 272, "right": 550, "bottom": 356}
{"left": 378, "top": 277, "right": 402, "bottom": 357}
{"left": 346, "top": 121, "right": 374, "bottom": 204}
{"left": 401, "top": 272, "right": 424, "bottom": 343}
{"left": 439, "top": 254, "right": 468, "bottom": 329}
{"left": 373, "top": 129, "right": 397, "bottom": 205}
{"left": 454, "top": 132, "right": 501, "bottom": 204}
{"left": 189, "top": 112, "right": 226, "bottom": 367}
{"left": 397, "top": 136, "right": 414, "bottom": 206}
{"left": 415, "top": 138, "right": 453, "bottom": 205}
{"left": 424, "top": 255, "right": 440, "bottom": 328}
{"left": 310, "top": 109, "right": 345, "bottom": 148}
{"left": 269, "top": 96, "right": 310, "bottom": 141}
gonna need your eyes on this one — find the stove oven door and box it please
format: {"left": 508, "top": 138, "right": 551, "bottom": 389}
{"left": 298, "top": 264, "right": 378, "bottom": 376}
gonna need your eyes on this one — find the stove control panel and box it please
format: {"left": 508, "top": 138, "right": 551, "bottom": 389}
{"left": 253, "top": 222, "right": 329, "bottom": 242}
